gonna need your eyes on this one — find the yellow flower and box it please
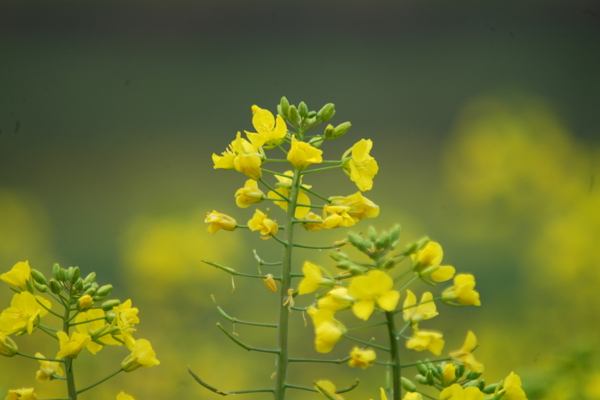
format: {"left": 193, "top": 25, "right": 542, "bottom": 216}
{"left": 317, "top": 287, "right": 352, "bottom": 312}
{"left": 56, "top": 331, "right": 91, "bottom": 358}
{"left": 403, "top": 290, "right": 438, "bottom": 325}
{"left": 348, "top": 346, "right": 376, "bottom": 369}
{"left": 405, "top": 329, "right": 445, "bottom": 356}
{"left": 287, "top": 136, "right": 323, "bottom": 170}
{"left": 442, "top": 274, "right": 481, "bottom": 306}
{"left": 113, "top": 300, "right": 140, "bottom": 351}
{"left": 235, "top": 180, "right": 265, "bottom": 208}
{"left": 449, "top": 331, "right": 484, "bottom": 373}
{"left": 301, "top": 212, "right": 325, "bottom": 231}
{"left": 442, "top": 363, "right": 456, "bottom": 386}
{"left": 0, "top": 292, "right": 51, "bottom": 335}
{"left": 76, "top": 309, "right": 121, "bottom": 354}
{"left": 342, "top": 139, "right": 378, "bottom": 191}
{"left": 248, "top": 209, "right": 278, "bottom": 238}
{"left": 116, "top": 392, "right": 135, "bottom": 400}
{"left": 5, "top": 388, "right": 38, "bottom": 400}
{"left": 298, "top": 261, "right": 328, "bottom": 295}
{"left": 35, "top": 352, "right": 64, "bottom": 382}
{"left": 439, "top": 384, "right": 484, "bottom": 400}
{"left": 77, "top": 294, "right": 94, "bottom": 311}
{"left": 245, "top": 106, "right": 287, "bottom": 148}
{"left": 328, "top": 192, "right": 380, "bottom": 222}
{"left": 403, "top": 393, "right": 423, "bottom": 400}
{"left": 501, "top": 372, "right": 527, "bottom": 400}
{"left": 348, "top": 270, "right": 400, "bottom": 320}
{"left": 0, "top": 331, "right": 18, "bottom": 357}
{"left": 412, "top": 242, "right": 455, "bottom": 282}
{"left": 121, "top": 338, "right": 160, "bottom": 372}
{"left": 307, "top": 307, "right": 345, "bottom": 353}
{"left": 314, "top": 380, "right": 343, "bottom": 400}
{"left": 322, "top": 205, "right": 356, "bottom": 229}
{"left": 0, "top": 261, "right": 31, "bottom": 290}
{"left": 205, "top": 211, "right": 237, "bottom": 234}
{"left": 212, "top": 132, "right": 264, "bottom": 180}
{"left": 267, "top": 171, "right": 312, "bottom": 218}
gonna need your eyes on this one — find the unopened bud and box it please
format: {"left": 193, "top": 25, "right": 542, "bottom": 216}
{"left": 30, "top": 269, "right": 47, "bottom": 286}
{"left": 324, "top": 124, "right": 336, "bottom": 139}
{"left": 73, "top": 278, "right": 84, "bottom": 291}
{"left": 280, "top": 96, "right": 290, "bottom": 117}
{"left": 77, "top": 294, "right": 94, "bottom": 311}
{"left": 426, "top": 370, "right": 435, "bottom": 385}
{"left": 0, "top": 334, "right": 18, "bottom": 357}
{"left": 333, "top": 122, "right": 351, "bottom": 138}
{"left": 329, "top": 251, "right": 349, "bottom": 262}
{"left": 400, "top": 377, "right": 417, "bottom": 392}
{"left": 33, "top": 281, "right": 47, "bottom": 293}
{"left": 101, "top": 299, "right": 121, "bottom": 311}
{"left": 70, "top": 267, "right": 80, "bottom": 284}
{"left": 26, "top": 278, "right": 35, "bottom": 294}
{"left": 466, "top": 370, "right": 483, "bottom": 380}
{"left": 262, "top": 274, "right": 278, "bottom": 293}
{"left": 316, "top": 103, "right": 335, "bottom": 122}
{"left": 49, "top": 279, "right": 62, "bottom": 294}
{"left": 415, "top": 374, "right": 428, "bottom": 385}
{"left": 52, "top": 263, "right": 61, "bottom": 280}
{"left": 84, "top": 272, "right": 96, "bottom": 284}
{"left": 95, "top": 284, "right": 113, "bottom": 300}
{"left": 297, "top": 101, "right": 308, "bottom": 118}
{"left": 288, "top": 105, "right": 299, "bottom": 124}
{"left": 416, "top": 361, "right": 429, "bottom": 375}
{"left": 309, "top": 136, "right": 324, "bottom": 148}
{"left": 483, "top": 384, "right": 499, "bottom": 394}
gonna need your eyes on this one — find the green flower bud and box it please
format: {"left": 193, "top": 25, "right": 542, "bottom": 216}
{"left": 298, "top": 101, "right": 308, "bottom": 118}
{"left": 368, "top": 226, "right": 378, "bottom": 243}
{"left": 333, "top": 122, "right": 351, "bottom": 138}
{"left": 483, "top": 383, "right": 500, "bottom": 394}
{"left": 83, "top": 287, "right": 97, "bottom": 297}
{"left": 52, "top": 263, "right": 61, "bottom": 280}
{"left": 33, "top": 281, "right": 47, "bottom": 293}
{"left": 426, "top": 370, "right": 435, "bottom": 385}
{"left": 307, "top": 110, "right": 317, "bottom": 118}
{"left": 105, "top": 311, "right": 115, "bottom": 323}
{"left": 0, "top": 333, "right": 18, "bottom": 357}
{"left": 305, "top": 117, "right": 317, "bottom": 126}
{"left": 309, "top": 137, "right": 324, "bottom": 148}
{"left": 348, "top": 232, "right": 369, "bottom": 253}
{"left": 26, "top": 278, "right": 35, "bottom": 294}
{"left": 382, "top": 258, "right": 396, "bottom": 270}
{"left": 400, "top": 377, "right": 417, "bottom": 392}
{"left": 375, "top": 232, "right": 391, "bottom": 250}
{"left": 416, "top": 361, "right": 429, "bottom": 375}
{"left": 94, "top": 284, "right": 114, "bottom": 301}
{"left": 65, "top": 267, "right": 74, "bottom": 283}
{"left": 73, "top": 278, "right": 84, "bottom": 291}
{"left": 329, "top": 251, "right": 349, "bottom": 262}
{"left": 70, "top": 267, "right": 80, "bottom": 284}
{"left": 288, "top": 105, "right": 300, "bottom": 124}
{"left": 324, "top": 124, "right": 336, "bottom": 139}
{"left": 280, "top": 96, "right": 290, "bottom": 118}
{"left": 316, "top": 103, "right": 335, "bottom": 122}
{"left": 49, "top": 279, "right": 62, "bottom": 294}
{"left": 335, "top": 260, "right": 354, "bottom": 270}
{"left": 389, "top": 224, "right": 401, "bottom": 245}
{"left": 415, "top": 374, "right": 428, "bottom": 385}
{"left": 464, "top": 379, "right": 485, "bottom": 390}
{"left": 455, "top": 364, "right": 466, "bottom": 378}
{"left": 466, "top": 370, "right": 483, "bottom": 380}
{"left": 101, "top": 299, "right": 121, "bottom": 311}
{"left": 30, "top": 269, "right": 47, "bottom": 286}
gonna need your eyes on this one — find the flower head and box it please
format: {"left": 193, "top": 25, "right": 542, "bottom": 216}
{"left": 248, "top": 209, "right": 278, "bottom": 238}
{"left": 328, "top": 192, "right": 380, "bottom": 222}
{"left": 121, "top": 338, "right": 160, "bottom": 372}
{"left": 501, "top": 372, "right": 527, "bottom": 400}
{"left": 449, "top": 331, "right": 484, "bottom": 373}
{"left": 442, "top": 274, "right": 481, "bottom": 306}
{"left": 412, "top": 242, "right": 455, "bottom": 282}
{"left": 307, "top": 307, "right": 345, "bottom": 353}
{"left": 205, "top": 211, "right": 237, "bottom": 234}
{"left": 287, "top": 136, "right": 323, "bottom": 170}
{"left": 442, "top": 363, "right": 456, "bottom": 386}
{"left": 267, "top": 171, "right": 312, "bottom": 218}
{"left": 0, "top": 292, "right": 51, "bottom": 335}
{"left": 317, "top": 287, "right": 352, "bottom": 312}
{"left": 76, "top": 309, "right": 121, "bottom": 354}
{"left": 113, "top": 300, "right": 140, "bottom": 351}
{"left": 298, "top": 262, "right": 329, "bottom": 295}
{"left": 56, "top": 331, "right": 91, "bottom": 358}
{"left": 405, "top": 329, "right": 445, "bottom": 356}
{"left": 348, "top": 270, "right": 400, "bottom": 320}
{"left": 322, "top": 205, "right": 356, "bottom": 230}
{"left": 235, "top": 180, "right": 265, "bottom": 208}
{"left": 342, "top": 139, "right": 378, "bottom": 191}
{"left": 213, "top": 132, "right": 263, "bottom": 180}
{"left": 77, "top": 295, "right": 94, "bottom": 311}
{"left": 403, "top": 290, "right": 438, "bottom": 326}
{"left": 0, "top": 261, "right": 31, "bottom": 290}
{"left": 35, "top": 352, "right": 64, "bottom": 382}
{"left": 439, "top": 384, "right": 484, "bottom": 400}
{"left": 5, "top": 388, "right": 38, "bottom": 400}
{"left": 348, "top": 347, "right": 376, "bottom": 369}
{"left": 245, "top": 106, "right": 287, "bottom": 148}
{"left": 301, "top": 212, "right": 325, "bottom": 232}
{"left": 0, "top": 331, "right": 18, "bottom": 357}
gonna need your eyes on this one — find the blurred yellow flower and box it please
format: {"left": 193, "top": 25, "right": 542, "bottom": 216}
{"left": 348, "top": 346, "right": 376, "bottom": 369}
{"left": 235, "top": 180, "right": 265, "bottom": 208}
{"left": 342, "top": 139, "right": 378, "bottom": 191}
{"left": 298, "top": 261, "right": 327, "bottom": 295}
{"left": 317, "top": 287, "right": 352, "bottom": 312}
{"left": 328, "top": 192, "right": 380, "bottom": 222}
{"left": 77, "top": 294, "right": 94, "bottom": 311}
{"left": 449, "top": 331, "right": 483, "bottom": 373}
{"left": 248, "top": 209, "right": 278, "bottom": 238}
{"left": 56, "top": 331, "right": 91, "bottom": 358}
{"left": 439, "top": 384, "right": 484, "bottom": 400}
{"left": 322, "top": 205, "right": 356, "bottom": 229}
{"left": 245, "top": 106, "right": 287, "bottom": 148}
{"left": 5, "top": 388, "right": 38, "bottom": 400}
{"left": 0, "top": 331, "right": 17, "bottom": 357}
{"left": 442, "top": 363, "right": 456, "bottom": 386}
{"left": 403, "top": 392, "right": 423, "bottom": 400}
{"left": 287, "top": 136, "right": 323, "bottom": 170}
{"left": 113, "top": 300, "right": 140, "bottom": 351}
{"left": 403, "top": 290, "right": 438, "bottom": 325}
{"left": 267, "top": 171, "right": 312, "bottom": 218}
{"left": 116, "top": 392, "right": 135, "bottom": 400}
{"left": 307, "top": 307, "right": 345, "bottom": 353}
{"left": 405, "top": 329, "right": 445, "bottom": 356}
{"left": 121, "top": 338, "right": 160, "bottom": 372}
{"left": 301, "top": 212, "right": 325, "bottom": 231}
{"left": 348, "top": 270, "right": 400, "bottom": 320}
{"left": 442, "top": 274, "right": 481, "bottom": 306}
{"left": 315, "top": 380, "right": 343, "bottom": 400}
{"left": 0, "top": 261, "right": 31, "bottom": 290}
{"left": 205, "top": 211, "right": 237, "bottom": 234}
{"left": 76, "top": 309, "right": 121, "bottom": 354}
{"left": 212, "top": 132, "right": 263, "bottom": 180}
{"left": 0, "top": 292, "right": 50, "bottom": 335}
{"left": 34, "top": 352, "right": 64, "bottom": 382}
{"left": 501, "top": 372, "right": 527, "bottom": 400}
{"left": 412, "top": 242, "right": 455, "bottom": 282}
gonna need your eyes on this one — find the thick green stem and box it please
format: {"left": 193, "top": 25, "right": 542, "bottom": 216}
{"left": 274, "top": 169, "right": 301, "bottom": 400}
{"left": 63, "top": 300, "right": 78, "bottom": 400}
{"left": 386, "top": 311, "right": 401, "bottom": 400}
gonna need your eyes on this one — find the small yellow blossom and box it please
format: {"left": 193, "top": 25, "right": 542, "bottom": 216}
{"left": 116, "top": 392, "right": 135, "bottom": 400}
{"left": 348, "top": 270, "right": 400, "bottom": 320}
{"left": 403, "top": 290, "right": 438, "bottom": 325}
{"left": 212, "top": 132, "right": 264, "bottom": 180}
{"left": 5, "top": 388, "right": 38, "bottom": 400}
{"left": 235, "top": 180, "right": 265, "bottom": 208}
{"left": 77, "top": 295, "right": 94, "bottom": 311}
{"left": 245, "top": 106, "right": 287, "bottom": 148}
{"left": 0, "top": 292, "right": 51, "bottom": 335}
{"left": 439, "top": 384, "right": 484, "bottom": 400}
{"left": 412, "top": 242, "right": 455, "bottom": 282}
{"left": 267, "top": 171, "right": 312, "bottom": 218}
{"left": 406, "top": 329, "right": 445, "bottom": 356}
{"left": 442, "top": 275, "right": 481, "bottom": 306}
{"left": 76, "top": 309, "right": 121, "bottom": 354}
{"left": 248, "top": 209, "right": 278, "bottom": 238}
{"left": 113, "top": 300, "right": 140, "bottom": 351}
{"left": 342, "top": 139, "right": 378, "bottom": 191}
{"left": 322, "top": 205, "right": 356, "bottom": 229}
{"left": 348, "top": 347, "right": 376, "bottom": 369}
{"left": 442, "top": 363, "right": 456, "bottom": 386}
{"left": 307, "top": 307, "right": 345, "bottom": 353}
{"left": 56, "top": 331, "right": 91, "bottom": 358}
{"left": 205, "top": 211, "right": 237, "bottom": 234}
{"left": 298, "top": 262, "right": 328, "bottom": 295}
{"left": 35, "top": 352, "right": 64, "bottom": 382}
{"left": 121, "top": 338, "right": 160, "bottom": 372}
{"left": 501, "top": 372, "right": 527, "bottom": 400}
{"left": 301, "top": 212, "right": 325, "bottom": 231}
{"left": 314, "top": 380, "right": 343, "bottom": 400}
{"left": 328, "top": 192, "right": 380, "bottom": 222}
{"left": 0, "top": 261, "right": 31, "bottom": 290}
{"left": 262, "top": 274, "right": 278, "bottom": 292}
{"left": 317, "top": 287, "right": 353, "bottom": 312}
{"left": 287, "top": 136, "right": 323, "bottom": 170}
{"left": 403, "top": 393, "right": 423, "bottom": 400}
{"left": 449, "top": 331, "right": 484, "bottom": 373}
{"left": 0, "top": 331, "right": 18, "bottom": 357}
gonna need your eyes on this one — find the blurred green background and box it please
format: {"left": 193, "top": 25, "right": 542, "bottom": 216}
{"left": 1, "top": 1, "right": 600, "bottom": 399}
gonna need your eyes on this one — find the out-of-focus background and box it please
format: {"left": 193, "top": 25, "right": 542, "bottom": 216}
{"left": 1, "top": 1, "right": 599, "bottom": 399}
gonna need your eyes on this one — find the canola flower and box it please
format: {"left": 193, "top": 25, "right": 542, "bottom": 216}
{"left": 0, "top": 331, "right": 18, "bottom": 357}
{"left": 35, "top": 352, "right": 64, "bottom": 382}
{"left": 121, "top": 338, "right": 160, "bottom": 372}
{"left": 56, "top": 331, "right": 92, "bottom": 358}
{"left": 348, "top": 270, "right": 400, "bottom": 320}
{"left": 245, "top": 105, "right": 287, "bottom": 148}
{"left": 442, "top": 274, "right": 481, "bottom": 306}
{"left": 235, "top": 180, "right": 266, "bottom": 208}
{"left": 0, "top": 261, "right": 31, "bottom": 291}
{"left": 247, "top": 209, "right": 278, "bottom": 238}
{"left": 0, "top": 292, "right": 50, "bottom": 335}
{"left": 5, "top": 388, "right": 38, "bottom": 400}
{"left": 405, "top": 329, "right": 445, "bottom": 356}
{"left": 449, "top": 331, "right": 484, "bottom": 373}
{"left": 439, "top": 384, "right": 484, "bottom": 400}
{"left": 348, "top": 346, "right": 376, "bottom": 369}
{"left": 205, "top": 211, "right": 237, "bottom": 234}
{"left": 307, "top": 307, "right": 345, "bottom": 353}
{"left": 287, "top": 135, "right": 323, "bottom": 170}
{"left": 342, "top": 139, "right": 378, "bottom": 191}
{"left": 403, "top": 290, "right": 438, "bottom": 326}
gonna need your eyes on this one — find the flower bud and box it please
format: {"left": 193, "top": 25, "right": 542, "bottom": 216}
{"left": 309, "top": 136, "right": 324, "bottom": 148}
{"left": 70, "top": 266, "right": 80, "bottom": 284}
{"left": 262, "top": 274, "right": 278, "bottom": 293}
{"left": 375, "top": 233, "right": 391, "bottom": 251}
{"left": 73, "top": 278, "right": 84, "bottom": 291}
{"left": 329, "top": 251, "right": 349, "bottom": 262}
{"left": 49, "top": 279, "right": 62, "bottom": 294}
{"left": 288, "top": 105, "right": 300, "bottom": 124}
{"left": 279, "top": 96, "right": 290, "bottom": 118}
{"left": 84, "top": 272, "right": 96, "bottom": 284}
{"left": 52, "top": 263, "right": 61, "bottom": 280}
{"left": 483, "top": 383, "right": 500, "bottom": 394}
{"left": 26, "top": 277, "right": 35, "bottom": 293}
{"left": 466, "top": 370, "right": 483, "bottom": 380}
{"left": 464, "top": 379, "right": 485, "bottom": 390}
{"left": 415, "top": 374, "right": 428, "bottom": 385}
{"left": 0, "top": 332, "right": 18, "bottom": 357}
{"left": 101, "top": 299, "right": 121, "bottom": 311}
{"left": 30, "top": 269, "right": 47, "bottom": 286}
{"left": 77, "top": 295, "right": 94, "bottom": 311}
{"left": 324, "top": 124, "right": 336, "bottom": 139}
{"left": 33, "top": 281, "right": 48, "bottom": 293}
{"left": 426, "top": 370, "right": 435, "bottom": 385}
{"left": 94, "top": 284, "right": 113, "bottom": 301}
{"left": 297, "top": 101, "right": 308, "bottom": 118}
{"left": 382, "top": 258, "right": 396, "bottom": 270}
{"left": 333, "top": 122, "right": 351, "bottom": 138}
{"left": 416, "top": 361, "right": 429, "bottom": 375}
{"left": 316, "top": 103, "right": 335, "bottom": 123}
{"left": 455, "top": 364, "right": 466, "bottom": 378}
{"left": 400, "top": 377, "right": 417, "bottom": 392}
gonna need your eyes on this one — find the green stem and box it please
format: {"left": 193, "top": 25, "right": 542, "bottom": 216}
{"left": 38, "top": 324, "right": 59, "bottom": 340}
{"left": 288, "top": 356, "right": 351, "bottom": 364}
{"left": 343, "top": 334, "right": 391, "bottom": 351}
{"left": 62, "top": 293, "right": 78, "bottom": 400}
{"left": 301, "top": 186, "right": 332, "bottom": 203}
{"left": 77, "top": 369, "right": 123, "bottom": 394}
{"left": 386, "top": 311, "right": 401, "bottom": 400}
{"left": 300, "top": 165, "right": 342, "bottom": 174}
{"left": 345, "top": 321, "right": 389, "bottom": 331}
{"left": 16, "top": 352, "right": 64, "bottom": 363}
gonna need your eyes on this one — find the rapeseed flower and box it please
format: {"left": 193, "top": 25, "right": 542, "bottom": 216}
{"left": 442, "top": 363, "right": 456, "bottom": 386}
{"left": 5, "top": 388, "right": 38, "bottom": 400}
{"left": 342, "top": 139, "right": 378, "bottom": 191}
{"left": 0, "top": 292, "right": 51, "bottom": 335}
{"left": 235, "top": 180, "right": 265, "bottom": 208}
{"left": 116, "top": 392, "right": 135, "bottom": 400}
{"left": 35, "top": 352, "right": 64, "bottom": 382}
{"left": 76, "top": 309, "right": 121, "bottom": 354}
{"left": 248, "top": 209, "right": 278, "bottom": 239}
{"left": 314, "top": 380, "right": 344, "bottom": 400}
{"left": 77, "top": 294, "right": 94, "bottom": 311}
{"left": 403, "top": 393, "right": 423, "bottom": 400}
{"left": 121, "top": 338, "right": 160, "bottom": 372}
{"left": 348, "top": 270, "right": 400, "bottom": 320}
{"left": 301, "top": 212, "right": 325, "bottom": 231}
{"left": 205, "top": 211, "right": 237, "bottom": 234}
{"left": 449, "top": 331, "right": 483, "bottom": 373}
{"left": 412, "top": 242, "right": 455, "bottom": 282}
{"left": 267, "top": 171, "right": 312, "bottom": 218}
{"left": 307, "top": 307, "right": 345, "bottom": 353}
{"left": 113, "top": 300, "right": 140, "bottom": 350}
{"left": 317, "top": 287, "right": 353, "bottom": 312}
{"left": 245, "top": 106, "right": 287, "bottom": 148}
{"left": 0, "top": 331, "right": 18, "bottom": 357}
{"left": 298, "top": 262, "right": 328, "bottom": 295}
{"left": 328, "top": 192, "right": 379, "bottom": 222}
{"left": 213, "top": 132, "right": 264, "bottom": 180}
{"left": 439, "top": 384, "right": 484, "bottom": 400}
{"left": 0, "top": 261, "right": 31, "bottom": 291}
{"left": 56, "top": 331, "right": 91, "bottom": 358}
{"left": 501, "top": 372, "right": 527, "bottom": 400}
{"left": 322, "top": 205, "right": 356, "bottom": 229}
{"left": 403, "top": 290, "right": 438, "bottom": 326}
{"left": 287, "top": 136, "right": 323, "bottom": 170}
{"left": 348, "top": 347, "right": 376, "bottom": 369}
{"left": 442, "top": 274, "right": 481, "bottom": 306}
{"left": 405, "top": 329, "right": 445, "bottom": 356}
